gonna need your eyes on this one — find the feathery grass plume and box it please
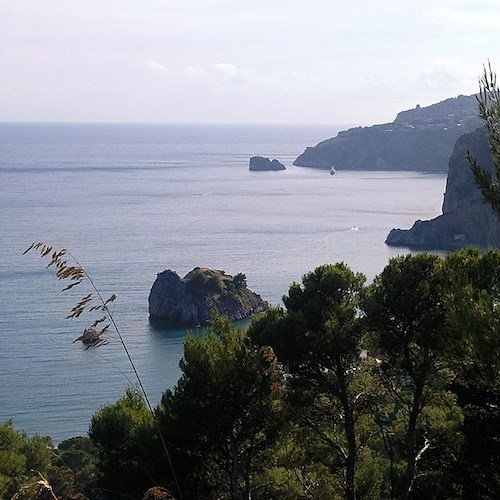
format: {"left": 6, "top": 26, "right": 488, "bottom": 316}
{"left": 467, "top": 61, "right": 500, "bottom": 215}
{"left": 24, "top": 242, "right": 183, "bottom": 499}
{"left": 24, "top": 242, "right": 112, "bottom": 349}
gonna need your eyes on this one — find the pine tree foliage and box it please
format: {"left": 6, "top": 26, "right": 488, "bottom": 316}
{"left": 468, "top": 62, "right": 500, "bottom": 214}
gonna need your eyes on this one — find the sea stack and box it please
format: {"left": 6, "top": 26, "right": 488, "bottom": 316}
{"left": 149, "top": 267, "right": 269, "bottom": 328}
{"left": 249, "top": 156, "right": 286, "bottom": 171}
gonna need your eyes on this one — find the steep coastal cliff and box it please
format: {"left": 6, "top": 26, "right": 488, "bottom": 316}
{"left": 294, "top": 95, "right": 481, "bottom": 172}
{"left": 386, "top": 128, "right": 500, "bottom": 249}
{"left": 149, "top": 267, "right": 269, "bottom": 327}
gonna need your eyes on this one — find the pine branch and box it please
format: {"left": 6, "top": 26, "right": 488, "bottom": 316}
{"left": 468, "top": 61, "right": 500, "bottom": 216}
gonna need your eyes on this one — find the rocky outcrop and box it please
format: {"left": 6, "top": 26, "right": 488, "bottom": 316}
{"left": 249, "top": 156, "right": 286, "bottom": 171}
{"left": 294, "top": 95, "right": 482, "bottom": 172}
{"left": 386, "top": 128, "right": 500, "bottom": 249}
{"left": 149, "top": 267, "right": 269, "bottom": 327}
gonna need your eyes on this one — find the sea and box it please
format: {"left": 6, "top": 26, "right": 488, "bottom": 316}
{"left": 0, "top": 123, "right": 446, "bottom": 443}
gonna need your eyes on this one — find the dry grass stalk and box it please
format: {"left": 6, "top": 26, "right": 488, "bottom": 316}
{"left": 24, "top": 242, "right": 114, "bottom": 348}
{"left": 24, "top": 242, "right": 183, "bottom": 499}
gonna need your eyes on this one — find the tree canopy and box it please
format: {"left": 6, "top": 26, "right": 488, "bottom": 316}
{"left": 11, "top": 248, "right": 500, "bottom": 499}
{"left": 0, "top": 421, "right": 53, "bottom": 499}
{"left": 157, "top": 315, "right": 284, "bottom": 500}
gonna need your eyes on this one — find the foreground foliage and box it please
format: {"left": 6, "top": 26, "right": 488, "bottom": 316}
{"left": 248, "top": 263, "right": 367, "bottom": 500}
{"left": 157, "top": 315, "right": 284, "bottom": 500}
{"left": 0, "top": 421, "right": 53, "bottom": 499}
{"left": 0, "top": 421, "right": 99, "bottom": 499}
{"left": 11, "top": 247, "right": 500, "bottom": 499}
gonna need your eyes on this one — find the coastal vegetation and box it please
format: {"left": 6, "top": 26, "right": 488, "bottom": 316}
{"left": 7, "top": 246, "right": 500, "bottom": 499}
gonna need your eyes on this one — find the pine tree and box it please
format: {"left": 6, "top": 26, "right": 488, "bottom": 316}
{"left": 468, "top": 62, "right": 500, "bottom": 214}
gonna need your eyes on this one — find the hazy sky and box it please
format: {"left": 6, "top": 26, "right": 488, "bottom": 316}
{"left": 1, "top": 0, "right": 499, "bottom": 124}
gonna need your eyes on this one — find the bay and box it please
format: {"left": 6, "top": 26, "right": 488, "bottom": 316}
{"left": 0, "top": 123, "right": 446, "bottom": 442}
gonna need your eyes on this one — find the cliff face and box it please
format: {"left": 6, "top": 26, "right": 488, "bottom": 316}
{"left": 148, "top": 267, "right": 269, "bottom": 328}
{"left": 294, "top": 95, "right": 482, "bottom": 172}
{"left": 386, "top": 128, "right": 500, "bottom": 249}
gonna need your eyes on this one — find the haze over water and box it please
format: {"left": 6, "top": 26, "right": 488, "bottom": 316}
{"left": 0, "top": 123, "right": 446, "bottom": 442}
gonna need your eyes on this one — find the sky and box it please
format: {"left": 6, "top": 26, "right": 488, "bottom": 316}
{"left": 1, "top": 0, "right": 499, "bottom": 125}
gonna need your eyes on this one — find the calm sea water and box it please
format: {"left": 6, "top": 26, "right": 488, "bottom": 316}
{"left": 0, "top": 123, "right": 446, "bottom": 442}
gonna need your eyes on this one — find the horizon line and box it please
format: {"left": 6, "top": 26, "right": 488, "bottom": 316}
{"left": 0, "top": 120, "right": 362, "bottom": 128}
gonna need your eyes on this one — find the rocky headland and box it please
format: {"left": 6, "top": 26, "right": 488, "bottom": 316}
{"left": 149, "top": 267, "right": 269, "bottom": 328}
{"left": 386, "top": 127, "right": 499, "bottom": 249}
{"left": 249, "top": 156, "right": 286, "bottom": 171}
{"left": 294, "top": 94, "right": 482, "bottom": 172}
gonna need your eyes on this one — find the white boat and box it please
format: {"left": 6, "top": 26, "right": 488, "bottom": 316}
{"left": 330, "top": 167, "right": 336, "bottom": 175}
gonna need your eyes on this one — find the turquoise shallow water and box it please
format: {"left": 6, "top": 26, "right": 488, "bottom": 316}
{"left": 0, "top": 123, "right": 446, "bottom": 442}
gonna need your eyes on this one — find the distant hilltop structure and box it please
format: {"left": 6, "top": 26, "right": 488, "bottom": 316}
{"left": 249, "top": 156, "right": 286, "bottom": 171}
{"left": 294, "top": 94, "right": 482, "bottom": 173}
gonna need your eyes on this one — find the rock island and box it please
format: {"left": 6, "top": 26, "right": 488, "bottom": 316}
{"left": 249, "top": 156, "right": 286, "bottom": 171}
{"left": 149, "top": 267, "right": 269, "bottom": 328}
